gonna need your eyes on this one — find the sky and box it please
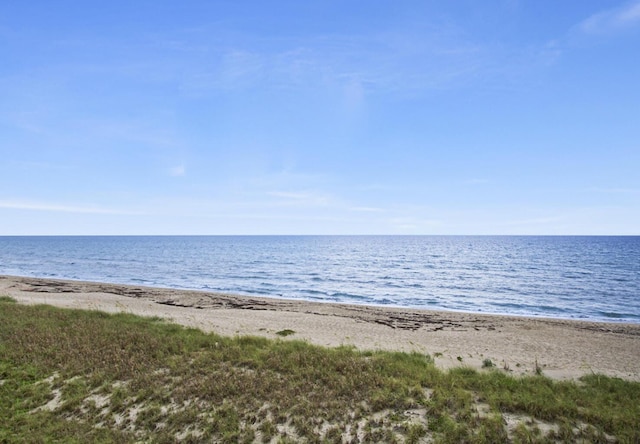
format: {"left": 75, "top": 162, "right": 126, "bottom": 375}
{"left": 1, "top": 1, "right": 639, "bottom": 235}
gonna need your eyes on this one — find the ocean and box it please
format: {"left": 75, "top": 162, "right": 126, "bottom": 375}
{"left": 1, "top": 235, "right": 638, "bottom": 323}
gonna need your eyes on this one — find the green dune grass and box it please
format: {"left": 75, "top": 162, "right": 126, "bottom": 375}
{"left": 1, "top": 296, "right": 639, "bottom": 443}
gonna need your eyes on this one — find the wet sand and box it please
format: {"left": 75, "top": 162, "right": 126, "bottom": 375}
{"left": 2, "top": 275, "right": 639, "bottom": 381}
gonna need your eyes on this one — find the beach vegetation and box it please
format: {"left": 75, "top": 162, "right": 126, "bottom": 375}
{"left": 535, "top": 358, "right": 543, "bottom": 376}
{"left": 1, "top": 298, "right": 639, "bottom": 443}
{"left": 482, "top": 358, "right": 494, "bottom": 368}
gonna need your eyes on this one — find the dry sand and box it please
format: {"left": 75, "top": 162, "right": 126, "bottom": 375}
{"left": 2, "top": 275, "right": 639, "bottom": 381}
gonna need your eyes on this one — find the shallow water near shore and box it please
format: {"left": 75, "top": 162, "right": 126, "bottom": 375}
{"left": 1, "top": 235, "right": 639, "bottom": 323}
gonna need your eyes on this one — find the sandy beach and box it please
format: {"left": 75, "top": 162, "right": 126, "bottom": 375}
{"left": 2, "top": 274, "right": 639, "bottom": 381}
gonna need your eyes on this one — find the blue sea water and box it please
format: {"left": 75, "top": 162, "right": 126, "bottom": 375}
{"left": 1, "top": 236, "right": 639, "bottom": 323}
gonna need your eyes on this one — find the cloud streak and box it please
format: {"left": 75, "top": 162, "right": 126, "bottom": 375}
{"left": 169, "top": 165, "right": 186, "bottom": 177}
{"left": 265, "top": 191, "right": 331, "bottom": 207}
{"left": 577, "top": 1, "right": 640, "bottom": 34}
{"left": 0, "top": 200, "right": 143, "bottom": 215}
{"left": 175, "top": 21, "right": 554, "bottom": 100}
{"left": 589, "top": 187, "right": 640, "bottom": 194}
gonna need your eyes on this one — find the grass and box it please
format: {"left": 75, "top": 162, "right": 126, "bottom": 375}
{"left": 482, "top": 359, "right": 494, "bottom": 368}
{"left": 1, "top": 296, "right": 639, "bottom": 443}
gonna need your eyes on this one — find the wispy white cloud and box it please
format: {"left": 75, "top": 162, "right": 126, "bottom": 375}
{"left": 266, "top": 190, "right": 331, "bottom": 207}
{"left": 2, "top": 160, "right": 73, "bottom": 171}
{"left": 388, "top": 216, "right": 442, "bottom": 232}
{"left": 1, "top": 110, "right": 47, "bottom": 134}
{"left": 266, "top": 191, "right": 310, "bottom": 200}
{"left": 356, "top": 183, "right": 403, "bottom": 192}
{"left": 0, "top": 200, "right": 143, "bottom": 215}
{"left": 218, "top": 50, "right": 266, "bottom": 88}
{"left": 169, "top": 165, "right": 186, "bottom": 177}
{"left": 463, "top": 178, "right": 490, "bottom": 185}
{"left": 76, "top": 120, "right": 178, "bottom": 148}
{"left": 502, "top": 216, "right": 564, "bottom": 227}
{"left": 246, "top": 169, "right": 330, "bottom": 188}
{"left": 174, "top": 19, "right": 553, "bottom": 100}
{"left": 181, "top": 49, "right": 266, "bottom": 93}
{"left": 589, "top": 187, "right": 640, "bottom": 194}
{"left": 349, "top": 206, "right": 385, "bottom": 213}
{"left": 577, "top": 1, "right": 640, "bottom": 34}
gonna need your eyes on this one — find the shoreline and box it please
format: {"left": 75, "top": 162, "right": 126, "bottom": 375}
{"left": 4, "top": 273, "right": 637, "bottom": 326}
{"left": 2, "top": 274, "right": 639, "bottom": 381}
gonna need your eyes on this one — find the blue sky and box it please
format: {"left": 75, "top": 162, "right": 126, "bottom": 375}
{"left": 1, "top": 1, "right": 639, "bottom": 235}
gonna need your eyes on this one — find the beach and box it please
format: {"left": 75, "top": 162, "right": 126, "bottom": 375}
{"left": 2, "top": 274, "right": 639, "bottom": 381}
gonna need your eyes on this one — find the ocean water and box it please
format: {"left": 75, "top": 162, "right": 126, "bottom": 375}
{"left": 1, "top": 235, "right": 639, "bottom": 323}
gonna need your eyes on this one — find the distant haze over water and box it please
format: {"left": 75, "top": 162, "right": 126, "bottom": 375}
{"left": 1, "top": 236, "right": 639, "bottom": 323}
